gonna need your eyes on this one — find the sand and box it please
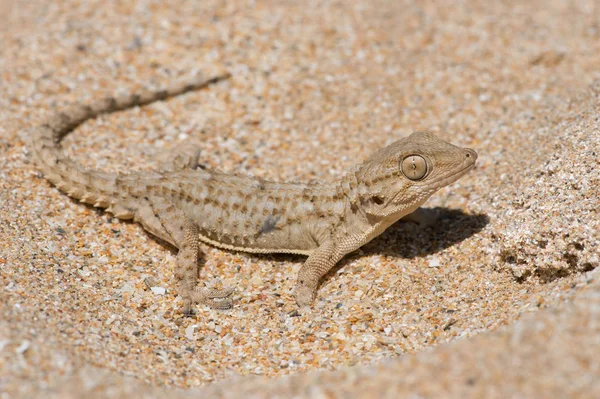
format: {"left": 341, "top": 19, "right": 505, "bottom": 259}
{"left": 1, "top": 0, "right": 598, "bottom": 397}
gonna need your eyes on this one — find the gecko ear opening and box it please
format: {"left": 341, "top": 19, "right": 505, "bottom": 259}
{"left": 401, "top": 154, "right": 428, "bottom": 180}
{"left": 373, "top": 196, "right": 385, "bottom": 205}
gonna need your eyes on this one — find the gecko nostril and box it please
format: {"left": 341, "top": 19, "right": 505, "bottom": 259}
{"left": 464, "top": 149, "right": 477, "bottom": 160}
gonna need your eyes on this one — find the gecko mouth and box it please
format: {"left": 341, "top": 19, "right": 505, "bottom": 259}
{"left": 433, "top": 161, "right": 475, "bottom": 186}
{"left": 425, "top": 148, "right": 478, "bottom": 189}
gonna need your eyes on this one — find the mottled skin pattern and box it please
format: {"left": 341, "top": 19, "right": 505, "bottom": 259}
{"left": 29, "top": 73, "right": 478, "bottom": 315}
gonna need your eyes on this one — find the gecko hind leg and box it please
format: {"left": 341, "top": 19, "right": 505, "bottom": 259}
{"left": 156, "top": 144, "right": 203, "bottom": 173}
{"left": 177, "top": 218, "right": 234, "bottom": 314}
{"left": 147, "top": 199, "right": 234, "bottom": 314}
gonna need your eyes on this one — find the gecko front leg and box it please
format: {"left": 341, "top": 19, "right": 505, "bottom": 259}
{"left": 293, "top": 240, "right": 345, "bottom": 307}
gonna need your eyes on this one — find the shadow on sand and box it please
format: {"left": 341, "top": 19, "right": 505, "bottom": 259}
{"left": 319, "top": 207, "right": 489, "bottom": 287}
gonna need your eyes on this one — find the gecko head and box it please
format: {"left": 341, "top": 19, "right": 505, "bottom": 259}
{"left": 355, "top": 131, "right": 477, "bottom": 217}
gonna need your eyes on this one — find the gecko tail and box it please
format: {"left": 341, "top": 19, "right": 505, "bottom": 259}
{"left": 31, "top": 125, "right": 117, "bottom": 209}
{"left": 29, "top": 72, "right": 231, "bottom": 216}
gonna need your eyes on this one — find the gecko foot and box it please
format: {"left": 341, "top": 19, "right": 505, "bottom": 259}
{"left": 293, "top": 283, "right": 316, "bottom": 308}
{"left": 192, "top": 286, "right": 235, "bottom": 310}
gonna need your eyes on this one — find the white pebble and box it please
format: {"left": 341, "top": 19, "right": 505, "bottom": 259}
{"left": 428, "top": 257, "right": 441, "bottom": 267}
{"left": 185, "top": 325, "right": 197, "bottom": 340}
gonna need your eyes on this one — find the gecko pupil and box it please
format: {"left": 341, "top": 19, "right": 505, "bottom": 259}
{"left": 401, "top": 155, "right": 427, "bottom": 180}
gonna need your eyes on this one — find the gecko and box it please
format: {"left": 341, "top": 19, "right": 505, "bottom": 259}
{"left": 30, "top": 72, "right": 477, "bottom": 315}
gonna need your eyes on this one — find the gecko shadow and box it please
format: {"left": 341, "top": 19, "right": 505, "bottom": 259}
{"left": 318, "top": 207, "right": 489, "bottom": 287}
{"left": 362, "top": 207, "right": 489, "bottom": 259}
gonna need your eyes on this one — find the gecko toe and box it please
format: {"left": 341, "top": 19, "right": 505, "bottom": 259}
{"left": 193, "top": 286, "right": 235, "bottom": 310}
{"left": 206, "top": 297, "right": 233, "bottom": 310}
{"left": 204, "top": 286, "right": 235, "bottom": 299}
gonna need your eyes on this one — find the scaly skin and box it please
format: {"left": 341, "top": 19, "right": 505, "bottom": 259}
{"left": 29, "top": 72, "right": 477, "bottom": 314}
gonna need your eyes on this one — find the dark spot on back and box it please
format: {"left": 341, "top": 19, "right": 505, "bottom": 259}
{"left": 257, "top": 215, "right": 280, "bottom": 236}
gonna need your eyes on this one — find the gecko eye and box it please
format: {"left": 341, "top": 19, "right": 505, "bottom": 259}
{"left": 401, "top": 155, "right": 427, "bottom": 180}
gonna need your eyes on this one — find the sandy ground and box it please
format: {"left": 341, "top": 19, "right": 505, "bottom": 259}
{"left": 1, "top": 0, "right": 599, "bottom": 397}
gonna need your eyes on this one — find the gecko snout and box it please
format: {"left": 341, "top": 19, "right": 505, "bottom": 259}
{"left": 464, "top": 148, "right": 478, "bottom": 162}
